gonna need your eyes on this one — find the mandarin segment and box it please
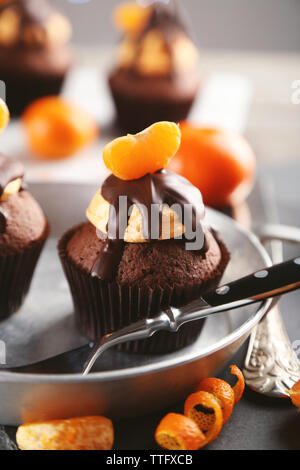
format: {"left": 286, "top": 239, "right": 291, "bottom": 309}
{"left": 16, "top": 416, "right": 114, "bottom": 450}
{"left": 184, "top": 391, "right": 223, "bottom": 447}
{"left": 0, "top": 98, "right": 9, "bottom": 134}
{"left": 155, "top": 413, "right": 205, "bottom": 451}
{"left": 103, "top": 121, "right": 181, "bottom": 180}
{"left": 22, "top": 96, "right": 98, "bottom": 160}
{"left": 197, "top": 377, "right": 235, "bottom": 424}
{"left": 113, "top": 2, "right": 150, "bottom": 35}
{"left": 230, "top": 365, "right": 245, "bottom": 404}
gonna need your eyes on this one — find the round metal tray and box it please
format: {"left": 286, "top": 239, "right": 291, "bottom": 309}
{"left": 0, "top": 184, "right": 272, "bottom": 425}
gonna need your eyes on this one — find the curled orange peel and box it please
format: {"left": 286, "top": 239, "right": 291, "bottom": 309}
{"left": 155, "top": 365, "right": 245, "bottom": 450}
{"left": 197, "top": 377, "right": 235, "bottom": 424}
{"left": 184, "top": 391, "right": 223, "bottom": 448}
{"left": 230, "top": 365, "right": 245, "bottom": 404}
{"left": 155, "top": 413, "right": 205, "bottom": 450}
{"left": 287, "top": 380, "right": 300, "bottom": 411}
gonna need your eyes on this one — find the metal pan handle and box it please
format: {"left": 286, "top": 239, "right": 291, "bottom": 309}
{"left": 253, "top": 223, "right": 300, "bottom": 245}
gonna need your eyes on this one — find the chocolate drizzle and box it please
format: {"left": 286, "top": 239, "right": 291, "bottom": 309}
{"left": 140, "top": 1, "right": 189, "bottom": 41}
{"left": 0, "top": 154, "right": 24, "bottom": 234}
{"left": 91, "top": 169, "right": 206, "bottom": 281}
{"left": 127, "top": 0, "right": 192, "bottom": 79}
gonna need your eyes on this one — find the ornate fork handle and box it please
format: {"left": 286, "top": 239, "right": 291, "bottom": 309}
{"left": 243, "top": 224, "right": 300, "bottom": 397}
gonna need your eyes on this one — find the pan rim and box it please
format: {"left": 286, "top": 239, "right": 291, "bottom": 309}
{"left": 0, "top": 208, "right": 272, "bottom": 384}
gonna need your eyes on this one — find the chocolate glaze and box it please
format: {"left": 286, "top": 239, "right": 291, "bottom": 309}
{"left": 0, "top": 154, "right": 24, "bottom": 233}
{"left": 140, "top": 1, "right": 189, "bottom": 40}
{"left": 91, "top": 169, "right": 206, "bottom": 281}
{"left": 127, "top": 0, "right": 191, "bottom": 79}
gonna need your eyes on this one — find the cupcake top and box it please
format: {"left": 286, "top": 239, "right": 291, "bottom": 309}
{"left": 86, "top": 121, "right": 207, "bottom": 281}
{"left": 0, "top": 100, "right": 47, "bottom": 248}
{"left": 0, "top": 153, "right": 24, "bottom": 201}
{"left": 0, "top": 99, "right": 24, "bottom": 233}
{"left": 0, "top": 0, "right": 72, "bottom": 50}
{"left": 0, "top": 154, "right": 48, "bottom": 252}
{"left": 114, "top": 0, "right": 199, "bottom": 78}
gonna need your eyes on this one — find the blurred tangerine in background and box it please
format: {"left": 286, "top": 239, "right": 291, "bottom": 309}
{"left": 0, "top": 98, "right": 9, "bottom": 134}
{"left": 22, "top": 96, "right": 98, "bottom": 160}
{"left": 168, "top": 122, "right": 256, "bottom": 208}
{"left": 113, "top": 1, "right": 151, "bottom": 35}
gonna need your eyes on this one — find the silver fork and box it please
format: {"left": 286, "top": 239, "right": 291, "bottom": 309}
{"left": 243, "top": 179, "right": 300, "bottom": 397}
{"left": 83, "top": 256, "right": 300, "bottom": 375}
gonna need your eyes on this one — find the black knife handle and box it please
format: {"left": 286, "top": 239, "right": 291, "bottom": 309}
{"left": 203, "top": 257, "right": 300, "bottom": 306}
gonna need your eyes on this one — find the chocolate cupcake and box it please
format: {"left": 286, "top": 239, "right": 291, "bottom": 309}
{"left": 0, "top": 154, "right": 49, "bottom": 320}
{"left": 109, "top": 1, "right": 200, "bottom": 133}
{"left": 0, "top": 0, "right": 73, "bottom": 116}
{"left": 59, "top": 122, "right": 229, "bottom": 353}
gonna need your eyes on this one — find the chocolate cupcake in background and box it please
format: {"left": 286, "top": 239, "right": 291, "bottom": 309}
{"left": 0, "top": 154, "right": 49, "bottom": 320}
{"left": 109, "top": 1, "right": 200, "bottom": 133}
{"left": 59, "top": 122, "right": 229, "bottom": 354}
{"left": 0, "top": 0, "right": 73, "bottom": 116}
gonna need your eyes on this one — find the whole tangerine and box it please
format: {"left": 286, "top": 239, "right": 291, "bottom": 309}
{"left": 168, "top": 122, "right": 256, "bottom": 207}
{"left": 22, "top": 96, "right": 98, "bottom": 160}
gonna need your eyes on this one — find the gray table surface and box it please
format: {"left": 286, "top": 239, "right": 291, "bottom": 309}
{"left": 1, "top": 162, "right": 300, "bottom": 451}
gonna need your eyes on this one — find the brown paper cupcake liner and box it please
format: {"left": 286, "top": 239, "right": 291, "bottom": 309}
{"left": 0, "top": 223, "right": 49, "bottom": 321}
{"left": 59, "top": 225, "right": 229, "bottom": 354}
{"left": 2, "top": 73, "right": 67, "bottom": 117}
{"left": 109, "top": 85, "right": 197, "bottom": 134}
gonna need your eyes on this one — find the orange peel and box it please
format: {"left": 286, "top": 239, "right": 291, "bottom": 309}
{"left": 184, "top": 391, "right": 223, "bottom": 447}
{"left": 197, "top": 377, "right": 235, "bottom": 424}
{"left": 287, "top": 380, "right": 300, "bottom": 410}
{"left": 230, "top": 365, "right": 245, "bottom": 404}
{"left": 155, "top": 413, "right": 205, "bottom": 450}
{"left": 103, "top": 121, "right": 181, "bottom": 180}
{"left": 16, "top": 416, "right": 114, "bottom": 450}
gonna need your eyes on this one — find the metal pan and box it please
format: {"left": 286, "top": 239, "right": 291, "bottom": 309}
{"left": 0, "top": 183, "right": 273, "bottom": 425}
